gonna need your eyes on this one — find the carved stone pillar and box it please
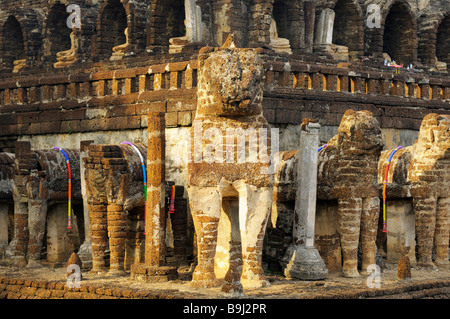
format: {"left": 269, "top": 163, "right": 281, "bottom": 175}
{"left": 282, "top": 122, "right": 328, "bottom": 280}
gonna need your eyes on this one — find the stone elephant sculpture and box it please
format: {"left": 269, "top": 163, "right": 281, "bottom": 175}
{"left": 378, "top": 113, "right": 450, "bottom": 268}
{"left": 187, "top": 35, "right": 274, "bottom": 291}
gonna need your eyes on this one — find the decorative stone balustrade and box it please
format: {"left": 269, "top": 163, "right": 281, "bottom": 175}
{"left": 0, "top": 58, "right": 448, "bottom": 152}
{"left": 264, "top": 61, "right": 450, "bottom": 101}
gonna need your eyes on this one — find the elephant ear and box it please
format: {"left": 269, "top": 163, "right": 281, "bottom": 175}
{"left": 198, "top": 46, "right": 214, "bottom": 68}
{"left": 220, "top": 33, "right": 236, "bottom": 49}
{"left": 198, "top": 33, "right": 237, "bottom": 68}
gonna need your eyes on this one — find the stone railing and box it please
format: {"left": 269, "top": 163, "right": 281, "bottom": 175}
{"left": 264, "top": 61, "right": 450, "bottom": 101}
{"left": 1, "top": 58, "right": 448, "bottom": 110}
{"left": 0, "top": 58, "right": 449, "bottom": 143}
{"left": 0, "top": 61, "right": 198, "bottom": 107}
{"left": 0, "top": 60, "right": 198, "bottom": 142}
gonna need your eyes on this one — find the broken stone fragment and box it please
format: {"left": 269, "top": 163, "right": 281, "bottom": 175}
{"left": 397, "top": 255, "right": 412, "bottom": 281}
{"left": 66, "top": 251, "right": 83, "bottom": 279}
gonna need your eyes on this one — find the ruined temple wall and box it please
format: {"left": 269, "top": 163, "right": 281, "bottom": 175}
{"left": 1, "top": 55, "right": 449, "bottom": 155}
{"left": 0, "top": 0, "right": 447, "bottom": 71}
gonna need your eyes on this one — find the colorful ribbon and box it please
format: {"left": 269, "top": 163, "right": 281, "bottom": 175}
{"left": 382, "top": 146, "right": 403, "bottom": 232}
{"left": 52, "top": 147, "right": 72, "bottom": 229}
{"left": 121, "top": 142, "right": 147, "bottom": 234}
{"left": 318, "top": 144, "right": 328, "bottom": 152}
{"left": 169, "top": 185, "right": 175, "bottom": 214}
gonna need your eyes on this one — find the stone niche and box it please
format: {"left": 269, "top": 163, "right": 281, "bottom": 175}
{"left": 314, "top": 201, "right": 341, "bottom": 272}
{"left": 313, "top": 8, "right": 349, "bottom": 61}
{"left": 382, "top": 199, "right": 416, "bottom": 263}
{"left": 169, "top": 0, "right": 204, "bottom": 54}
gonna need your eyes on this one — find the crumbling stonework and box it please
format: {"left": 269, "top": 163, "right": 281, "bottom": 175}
{"left": 7, "top": 141, "right": 82, "bottom": 268}
{"left": 0, "top": 152, "right": 14, "bottom": 257}
{"left": 317, "top": 110, "right": 384, "bottom": 277}
{"left": 84, "top": 140, "right": 187, "bottom": 276}
{"left": 398, "top": 255, "right": 412, "bottom": 281}
{"left": 378, "top": 113, "right": 450, "bottom": 268}
{"left": 83, "top": 142, "right": 147, "bottom": 275}
{"left": 0, "top": 0, "right": 448, "bottom": 299}
{"left": 271, "top": 110, "right": 384, "bottom": 277}
{"left": 187, "top": 35, "right": 274, "bottom": 290}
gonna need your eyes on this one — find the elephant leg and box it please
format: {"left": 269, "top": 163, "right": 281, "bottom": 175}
{"left": 221, "top": 199, "right": 244, "bottom": 295}
{"left": 107, "top": 204, "right": 127, "bottom": 276}
{"left": 0, "top": 204, "right": 9, "bottom": 257}
{"left": 188, "top": 186, "right": 222, "bottom": 288}
{"left": 11, "top": 200, "right": 28, "bottom": 266}
{"left": 360, "top": 197, "right": 380, "bottom": 274}
{"left": 89, "top": 203, "right": 108, "bottom": 273}
{"left": 414, "top": 196, "right": 437, "bottom": 268}
{"left": 434, "top": 197, "right": 450, "bottom": 267}
{"left": 235, "top": 182, "right": 272, "bottom": 288}
{"left": 338, "top": 197, "right": 362, "bottom": 278}
{"left": 26, "top": 199, "right": 48, "bottom": 268}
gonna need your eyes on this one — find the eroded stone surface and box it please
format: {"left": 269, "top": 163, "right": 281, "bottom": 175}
{"left": 188, "top": 35, "right": 273, "bottom": 291}
{"left": 379, "top": 114, "right": 450, "bottom": 269}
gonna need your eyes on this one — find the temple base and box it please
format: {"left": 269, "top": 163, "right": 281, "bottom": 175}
{"left": 281, "top": 245, "right": 328, "bottom": 280}
{"left": 130, "top": 264, "right": 178, "bottom": 282}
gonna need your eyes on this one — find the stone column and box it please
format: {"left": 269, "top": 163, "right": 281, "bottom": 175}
{"left": 146, "top": 112, "right": 167, "bottom": 266}
{"left": 435, "top": 197, "right": 450, "bottom": 266}
{"left": 185, "top": 0, "right": 203, "bottom": 42}
{"left": 107, "top": 203, "right": 127, "bottom": 275}
{"left": 314, "top": 8, "right": 335, "bottom": 46}
{"left": 414, "top": 196, "right": 437, "bottom": 267}
{"left": 304, "top": 1, "right": 316, "bottom": 53}
{"left": 131, "top": 111, "right": 177, "bottom": 281}
{"left": 10, "top": 141, "right": 31, "bottom": 266}
{"left": 89, "top": 203, "right": 108, "bottom": 273}
{"left": 9, "top": 198, "right": 28, "bottom": 266}
{"left": 282, "top": 122, "right": 328, "bottom": 280}
{"left": 77, "top": 140, "right": 93, "bottom": 268}
{"left": 26, "top": 199, "right": 48, "bottom": 268}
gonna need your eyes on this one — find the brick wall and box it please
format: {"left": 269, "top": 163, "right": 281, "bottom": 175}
{"left": 0, "top": 0, "right": 447, "bottom": 71}
{"left": 0, "top": 56, "right": 449, "bottom": 152}
{"left": 0, "top": 276, "right": 180, "bottom": 299}
{"left": 1, "top": 275, "right": 449, "bottom": 299}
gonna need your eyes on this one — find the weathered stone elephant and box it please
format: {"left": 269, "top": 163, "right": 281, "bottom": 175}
{"left": 83, "top": 142, "right": 187, "bottom": 275}
{"left": 187, "top": 35, "right": 274, "bottom": 290}
{"left": 378, "top": 113, "right": 450, "bottom": 268}
{"left": 272, "top": 110, "right": 384, "bottom": 277}
{"left": 7, "top": 141, "right": 82, "bottom": 268}
{"left": 317, "top": 110, "right": 384, "bottom": 277}
{"left": 83, "top": 143, "right": 147, "bottom": 275}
